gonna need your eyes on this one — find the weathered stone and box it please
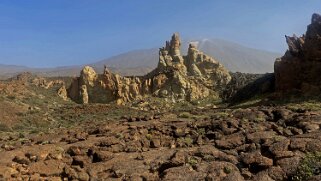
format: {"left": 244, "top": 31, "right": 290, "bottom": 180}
{"left": 28, "top": 160, "right": 65, "bottom": 176}
{"left": 275, "top": 13, "right": 321, "bottom": 93}
{"left": 32, "top": 77, "right": 65, "bottom": 89}
{"left": 222, "top": 171, "right": 244, "bottom": 181}
{"left": 276, "top": 156, "right": 301, "bottom": 175}
{"left": 247, "top": 131, "right": 276, "bottom": 144}
{"left": 290, "top": 138, "right": 311, "bottom": 151}
{"left": 170, "top": 150, "right": 188, "bottom": 166}
{"left": 80, "top": 66, "right": 97, "bottom": 86}
{"left": 240, "top": 151, "right": 273, "bottom": 167}
{"left": 215, "top": 132, "right": 245, "bottom": 149}
{"left": 306, "top": 139, "right": 321, "bottom": 152}
{"left": 12, "top": 155, "right": 30, "bottom": 165}
{"left": 206, "top": 161, "right": 243, "bottom": 180}
{"left": 162, "top": 166, "right": 204, "bottom": 181}
{"left": 57, "top": 85, "right": 68, "bottom": 101}
{"left": 150, "top": 139, "right": 161, "bottom": 148}
{"left": 251, "top": 171, "right": 274, "bottom": 181}
{"left": 67, "top": 33, "right": 231, "bottom": 104}
{"left": 269, "top": 139, "right": 292, "bottom": 158}
{"left": 265, "top": 166, "right": 286, "bottom": 181}
{"left": 80, "top": 85, "right": 89, "bottom": 104}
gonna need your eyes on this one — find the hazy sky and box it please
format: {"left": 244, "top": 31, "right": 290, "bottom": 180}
{"left": 0, "top": 0, "right": 320, "bottom": 67}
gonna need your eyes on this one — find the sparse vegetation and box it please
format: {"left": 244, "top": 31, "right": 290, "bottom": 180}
{"left": 145, "top": 134, "right": 152, "bottom": 140}
{"left": 0, "top": 123, "right": 11, "bottom": 132}
{"left": 177, "top": 137, "right": 194, "bottom": 147}
{"left": 292, "top": 152, "right": 321, "bottom": 181}
{"left": 196, "top": 128, "right": 206, "bottom": 136}
{"left": 224, "top": 166, "right": 233, "bottom": 174}
{"left": 187, "top": 156, "right": 198, "bottom": 167}
{"left": 214, "top": 111, "right": 230, "bottom": 118}
{"left": 178, "top": 112, "right": 193, "bottom": 118}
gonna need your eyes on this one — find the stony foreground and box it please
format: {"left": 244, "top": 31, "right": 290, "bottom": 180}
{"left": 1, "top": 105, "right": 321, "bottom": 181}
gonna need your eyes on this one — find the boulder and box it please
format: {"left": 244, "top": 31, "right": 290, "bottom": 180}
{"left": 240, "top": 151, "right": 273, "bottom": 167}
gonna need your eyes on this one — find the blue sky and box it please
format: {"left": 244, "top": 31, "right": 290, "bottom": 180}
{"left": 0, "top": 0, "right": 320, "bottom": 67}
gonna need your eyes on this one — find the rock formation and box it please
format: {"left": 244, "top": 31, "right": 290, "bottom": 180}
{"left": 57, "top": 85, "right": 68, "bottom": 101}
{"left": 32, "top": 77, "right": 65, "bottom": 90}
{"left": 67, "top": 33, "right": 231, "bottom": 104}
{"left": 275, "top": 13, "right": 321, "bottom": 93}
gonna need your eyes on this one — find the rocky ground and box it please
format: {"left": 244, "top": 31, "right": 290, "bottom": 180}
{"left": 1, "top": 73, "right": 321, "bottom": 180}
{"left": 1, "top": 98, "right": 321, "bottom": 180}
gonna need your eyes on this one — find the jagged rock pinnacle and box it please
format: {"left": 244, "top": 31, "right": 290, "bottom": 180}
{"left": 312, "top": 13, "right": 321, "bottom": 23}
{"left": 67, "top": 33, "right": 231, "bottom": 104}
{"left": 169, "top": 33, "right": 181, "bottom": 56}
{"left": 275, "top": 13, "right": 321, "bottom": 92}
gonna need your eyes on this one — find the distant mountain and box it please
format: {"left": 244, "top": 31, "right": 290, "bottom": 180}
{"left": 186, "top": 39, "right": 282, "bottom": 73}
{"left": 90, "top": 48, "right": 159, "bottom": 76}
{"left": 93, "top": 48, "right": 158, "bottom": 70}
{"left": 0, "top": 65, "right": 82, "bottom": 79}
{"left": 93, "top": 39, "right": 281, "bottom": 74}
{"left": 0, "top": 64, "right": 29, "bottom": 75}
{"left": 0, "top": 38, "right": 282, "bottom": 79}
{"left": 0, "top": 64, "right": 32, "bottom": 79}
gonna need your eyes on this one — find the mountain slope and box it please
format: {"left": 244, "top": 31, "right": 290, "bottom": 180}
{"left": 0, "top": 38, "right": 282, "bottom": 78}
{"left": 188, "top": 39, "right": 281, "bottom": 73}
{"left": 94, "top": 39, "right": 281, "bottom": 74}
{"left": 93, "top": 48, "right": 158, "bottom": 69}
{"left": 0, "top": 64, "right": 30, "bottom": 76}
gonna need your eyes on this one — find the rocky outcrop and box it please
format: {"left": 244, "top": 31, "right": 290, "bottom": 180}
{"left": 67, "top": 33, "right": 231, "bottom": 104}
{"left": 57, "top": 85, "right": 68, "bottom": 101}
{"left": 275, "top": 13, "right": 321, "bottom": 93}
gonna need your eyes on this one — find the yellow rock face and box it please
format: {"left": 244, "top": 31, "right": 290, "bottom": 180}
{"left": 57, "top": 85, "right": 68, "bottom": 101}
{"left": 80, "top": 66, "right": 97, "bottom": 87}
{"left": 67, "top": 33, "right": 231, "bottom": 104}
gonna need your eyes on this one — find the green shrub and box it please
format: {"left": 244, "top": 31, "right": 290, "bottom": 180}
{"left": 224, "top": 166, "right": 233, "bottom": 174}
{"left": 177, "top": 137, "right": 193, "bottom": 146}
{"left": 188, "top": 156, "right": 198, "bottom": 167}
{"left": 292, "top": 152, "right": 321, "bottom": 181}
{"left": 179, "top": 112, "right": 192, "bottom": 118}
{"left": 145, "top": 134, "right": 152, "bottom": 140}
{"left": 197, "top": 128, "right": 206, "bottom": 136}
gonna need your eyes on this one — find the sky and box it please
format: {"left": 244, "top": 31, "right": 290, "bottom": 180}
{"left": 0, "top": 0, "right": 320, "bottom": 68}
